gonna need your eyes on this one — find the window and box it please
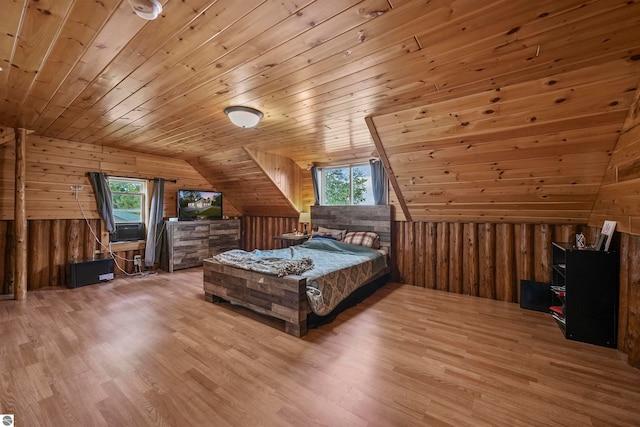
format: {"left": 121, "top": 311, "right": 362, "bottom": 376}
{"left": 320, "top": 164, "right": 374, "bottom": 205}
{"left": 108, "top": 177, "right": 146, "bottom": 223}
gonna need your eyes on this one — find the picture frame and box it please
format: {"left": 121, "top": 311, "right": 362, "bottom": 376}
{"left": 600, "top": 220, "right": 617, "bottom": 251}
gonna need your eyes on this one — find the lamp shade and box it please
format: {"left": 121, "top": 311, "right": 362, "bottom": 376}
{"left": 298, "top": 212, "right": 311, "bottom": 224}
{"left": 298, "top": 212, "right": 311, "bottom": 235}
{"left": 224, "top": 106, "right": 264, "bottom": 128}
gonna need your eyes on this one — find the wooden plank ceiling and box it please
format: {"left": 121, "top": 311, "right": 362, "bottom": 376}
{"left": 0, "top": 0, "right": 639, "bottom": 221}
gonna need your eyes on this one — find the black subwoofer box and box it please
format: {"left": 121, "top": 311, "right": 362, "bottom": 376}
{"left": 67, "top": 258, "right": 115, "bottom": 288}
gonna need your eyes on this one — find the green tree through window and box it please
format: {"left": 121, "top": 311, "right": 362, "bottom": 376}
{"left": 322, "top": 164, "right": 373, "bottom": 205}
{"left": 352, "top": 165, "right": 368, "bottom": 205}
{"left": 108, "top": 178, "right": 145, "bottom": 223}
{"left": 324, "top": 168, "right": 350, "bottom": 205}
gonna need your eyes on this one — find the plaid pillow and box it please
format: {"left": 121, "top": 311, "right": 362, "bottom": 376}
{"left": 342, "top": 231, "right": 380, "bottom": 249}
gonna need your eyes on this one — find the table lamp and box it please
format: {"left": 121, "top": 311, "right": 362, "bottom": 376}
{"left": 298, "top": 212, "right": 311, "bottom": 235}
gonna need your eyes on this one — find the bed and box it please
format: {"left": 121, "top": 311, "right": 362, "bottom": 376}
{"left": 203, "top": 205, "right": 392, "bottom": 336}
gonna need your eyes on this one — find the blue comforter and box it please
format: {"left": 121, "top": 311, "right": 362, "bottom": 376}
{"left": 252, "top": 238, "right": 383, "bottom": 274}
{"left": 214, "top": 238, "right": 387, "bottom": 315}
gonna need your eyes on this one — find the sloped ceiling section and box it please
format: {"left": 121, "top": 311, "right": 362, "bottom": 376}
{"left": 589, "top": 86, "right": 640, "bottom": 235}
{"left": 0, "top": 0, "right": 397, "bottom": 164}
{"left": 245, "top": 148, "right": 304, "bottom": 212}
{"left": 189, "top": 148, "right": 299, "bottom": 217}
{"left": 369, "top": 61, "right": 640, "bottom": 223}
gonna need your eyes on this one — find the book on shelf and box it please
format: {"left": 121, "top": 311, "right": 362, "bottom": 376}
{"left": 552, "top": 312, "right": 566, "bottom": 325}
{"left": 549, "top": 305, "right": 564, "bottom": 316}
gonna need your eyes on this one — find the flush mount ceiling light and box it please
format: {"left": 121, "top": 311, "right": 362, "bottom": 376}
{"left": 224, "top": 106, "right": 264, "bottom": 128}
{"left": 128, "top": 0, "right": 162, "bottom": 20}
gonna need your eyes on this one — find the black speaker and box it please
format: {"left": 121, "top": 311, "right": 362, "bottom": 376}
{"left": 520, "top": 280, "right": 552, "bottom": 312}
{"left": 67, "top": 258, "right": 115, "bottom": 288}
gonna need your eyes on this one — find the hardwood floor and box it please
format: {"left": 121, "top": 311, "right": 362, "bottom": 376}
{"left": 1, "top": 268, "right": 639, "bottom": 426}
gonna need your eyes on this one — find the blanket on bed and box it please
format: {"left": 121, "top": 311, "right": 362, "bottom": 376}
{"left": 213, "top": 249, "right": 314, "bottom": 277}
{"left": 297, "top": 239, "right": 387, "bottom": 315}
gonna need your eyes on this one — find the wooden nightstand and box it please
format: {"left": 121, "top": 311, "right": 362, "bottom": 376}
{"left": 273, "top": 234, "right": 309, "bottom": 248}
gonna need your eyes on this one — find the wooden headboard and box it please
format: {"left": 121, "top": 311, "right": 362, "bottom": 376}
{"left": 310, "top": 205, "right": 393, "bottom": 254}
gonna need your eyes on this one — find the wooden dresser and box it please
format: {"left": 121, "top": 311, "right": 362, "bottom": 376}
{"left": 161, "top": 219, "right": 241, "bottom": 272}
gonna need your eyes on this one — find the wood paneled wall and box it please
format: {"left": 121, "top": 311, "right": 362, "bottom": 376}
{"left": 192, "top": 149, "right": 298, "bottom": 218}
{"left": 394, "top": 220, "right": 640, "bottom": 368}
{"left": 241, "top": 216, "right": 300, "bottom": 251}
{"left": 619, "top": 233, "right": 640, "bottom": 368}
{"left": 393, "top": 221, "right": 591, "bottom": 297}
{"left": 584, "top": 85, "right": 640, "bottom": 367}
{"left": 246, "top": 148, "right": 303, "bottom": 211}
{"left": 369, "top": 61, "right": 640, "bottom": 225}
{"left": 0, "top": 132, "right": 236, "bottom": 220}
{"left": 0, "top": 219, "right": 144, "bottom": 293}
{"left": 0, "top": 133, "right": 227, "bottom": 292}
{"left": 300, "top": 169, "right": 314, "bottom": 214}
{"left": 1, "top": 213, "right": 371, "bottom": 289}
{"left": 589, "top": 87, "right": 640, "bottom": 236}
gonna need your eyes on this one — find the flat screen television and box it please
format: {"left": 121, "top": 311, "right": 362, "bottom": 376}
{"left": 177, "top": 189, "right": 223, "bottom": 220}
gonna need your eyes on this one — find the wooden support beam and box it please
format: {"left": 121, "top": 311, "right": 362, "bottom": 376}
{"left": 365, "top": 116, "right": 411, "bottom": 221}
{"left": 14, "top": 128, "right": 27, "bottom": 300}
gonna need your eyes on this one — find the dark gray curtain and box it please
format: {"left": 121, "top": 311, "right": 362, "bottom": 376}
{"left": 310, "top": 166, "right": 320, "bottom": 205}
{"left": 145, "top": 178, "right": 164, "bottom": 267}
{"left": 370, "top": 159, "right": 387, "bottom": 205}
{"left": 88, "top": 172, "right": 115, "bottom": 233}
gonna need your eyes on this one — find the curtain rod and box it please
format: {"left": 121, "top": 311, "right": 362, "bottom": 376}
{"left": 109, "top": 174, "right": 177, "bottom": 183}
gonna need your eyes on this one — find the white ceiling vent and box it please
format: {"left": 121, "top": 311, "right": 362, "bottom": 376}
{"left": 128, "top": 0, "right": 162, "bottom": 20}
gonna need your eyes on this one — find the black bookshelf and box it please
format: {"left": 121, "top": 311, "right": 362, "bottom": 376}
{"left": 550, "top": 242, "right": 619, "bottom": 348}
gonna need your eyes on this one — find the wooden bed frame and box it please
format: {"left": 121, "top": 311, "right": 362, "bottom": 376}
{"left": 203, "top": 205, "right": 392, "bottom": 337}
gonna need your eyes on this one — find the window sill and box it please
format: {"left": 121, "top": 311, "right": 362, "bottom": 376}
{"left": 109, "top": 240, "right": 146, "bottom": 251}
